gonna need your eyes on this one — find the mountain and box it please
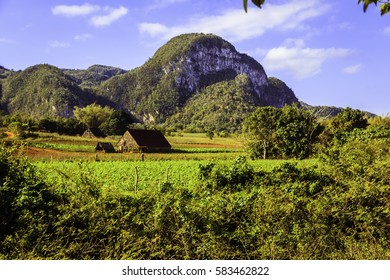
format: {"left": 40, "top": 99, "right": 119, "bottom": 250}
{"left": 299, "top": 102, "right": 344, "bottom": 119}
{"left": 300, "top": 102, "right": 376, "bottom": 119}
{"left": 96, "top": 33, "right": 298, "bottom": 125}
{"left": 62, "top": 65, "right": 127, "bottom": 88}
{"left": 0, "top": 64, "right": 96, "bottom": 118}
{"left": 0, "top": 33, "right": 299, "bottom": 130}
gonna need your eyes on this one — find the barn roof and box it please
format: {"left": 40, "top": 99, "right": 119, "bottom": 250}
{"left": 127, "top": 129, "right": 171, "bottom": 148}
{"left": 95, "top": 142, "right": 116, "bottom": 153}
{"left": 83, "top": 127, "right": 106, "bottom": 138}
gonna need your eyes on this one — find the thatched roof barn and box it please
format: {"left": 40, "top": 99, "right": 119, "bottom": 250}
{"left": 82, "top": 128, "right": 106, "bottom": 138}
{"left": 95, "top": 142, "right": 116, "bottom": 153}
{"left": 117, "top": 129, "right": 171, "bottom": 153}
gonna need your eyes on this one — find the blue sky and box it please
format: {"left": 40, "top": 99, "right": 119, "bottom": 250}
{"left": 0, "top": 0, "right": 389, "bottom": 115}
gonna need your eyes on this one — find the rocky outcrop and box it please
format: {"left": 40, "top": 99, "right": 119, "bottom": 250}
{"left": 161, "top": 34, "right": 269, "bottom": 103}
{"left": 263, "top": 77, "right": 298, "bottom": 107}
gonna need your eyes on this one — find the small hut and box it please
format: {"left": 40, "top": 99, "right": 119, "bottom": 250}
{"left": 117, "top": 129, "right": 171, "bottom": 153}
{"left": 82, "top": 127, "right": 106, "bottom": 138}
{"left": 95, "top": 142, "right": 116, "bottom": 153}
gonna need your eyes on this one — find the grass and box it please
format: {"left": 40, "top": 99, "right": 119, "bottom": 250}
{"left": 166, "top": 132, "right": 243, "bottom": 148}
{"left": 35, "top": 158, "right": 319, "bottom": 193}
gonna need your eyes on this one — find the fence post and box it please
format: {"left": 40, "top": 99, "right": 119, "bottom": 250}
{"left": 135, "top": 166, "right": 139, "bottom": 193}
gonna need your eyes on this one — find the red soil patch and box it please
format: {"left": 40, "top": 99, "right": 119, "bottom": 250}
{"left": 26, "top": 147, "right": 88, "bottom": 160}
{"left": 27, "top": 147, "right": 63, "bottom": 156}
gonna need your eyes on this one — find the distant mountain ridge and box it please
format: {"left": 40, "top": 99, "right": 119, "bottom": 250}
{"left": 62, "top": 65, "right": 127, "bottom": 88}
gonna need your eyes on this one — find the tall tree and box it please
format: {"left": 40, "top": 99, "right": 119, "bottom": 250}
{"left": 276, "top": 104, "right": 323, "bottom": 159}
{"left": 243, "top": 106, "right": 280, "bottom": 159}
{"left": 329, "top": 107, "right": 368, "bottom": 136}
{"left": 73, "top": 103, "right": 113, "bottom": 129}
{"left": 243, "top": 105, "right": 322, "bottom": 159}
{"left": 99, "top": 110, "right": 134, "bottom": 135}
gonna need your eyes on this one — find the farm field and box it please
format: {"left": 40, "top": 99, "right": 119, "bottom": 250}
{"left": 35, "top": 158, "right": 318, "bottom": 193}
{"left": 19, "top": 132, "right": 317, "bottom": 193}
{"left": 16, "top": 132, "right": 246, "bottom": 161}
{"left": 25, "top": 131, "right": 316, "bottom": 192}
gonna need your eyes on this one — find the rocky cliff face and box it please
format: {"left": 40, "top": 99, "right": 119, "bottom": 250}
{"left": 153, "top": 33, "right": 298, "bottom": 109}
{"left": 97, "top": 33, "right": 298, "bottom": 125}
{"left": 167, "top": 39, "right": 269, "bottom": 102}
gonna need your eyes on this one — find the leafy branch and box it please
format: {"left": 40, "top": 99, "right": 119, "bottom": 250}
{"left": 358, "top": 0, "right": 390, "bottom": 15}
{"left": 243, "top": 0, "right": 390, "bottom": 15}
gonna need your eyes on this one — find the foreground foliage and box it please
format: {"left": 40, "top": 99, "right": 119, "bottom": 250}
{"left": 0, "top": 130, "right": 389, "bottom": 259}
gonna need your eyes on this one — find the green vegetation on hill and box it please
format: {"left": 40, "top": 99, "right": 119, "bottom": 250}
{"left": 167, "top": 74, "right": 257, "bottom": 133}
{"left": 264, "top": 77, "right": 297, "bottom": 106}
{"left": 95, "top": 34, "right": 227, "bottom": 123}
{"left": 0, "top": 64, "right": 95, "bottom": 118}
{"left": 0, "top": 66, "right": 12, "bottom": 80}
{"left": 63, "top": 64, "right": 127, "bottom": 88}
{"left": 151, "top": 33, "right": 236, "bottom": 66}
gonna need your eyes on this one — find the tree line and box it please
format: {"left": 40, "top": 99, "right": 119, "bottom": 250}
{"left": 2, "top": 103, "right": 389, "bottom": 163}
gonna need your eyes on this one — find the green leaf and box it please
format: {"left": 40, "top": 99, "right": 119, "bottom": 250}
{"left": 244, "top": 0, "right": 264, "bottom": 12}
{"left": 252, "top": 0, "right": 265, "bottom": 8}
{"left": 243, "top": 0, "right": 248, "bottom": 13}
{"left": 380, "top": 3, "right": 390, "bottom": 15}
{"left": 358, "top": 0, "right": 378, "bottom": 12}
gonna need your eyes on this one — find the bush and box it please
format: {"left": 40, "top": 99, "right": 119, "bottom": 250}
{"left": 0, "top": 144, "right": 58, "bottom": 258}
{"left": 198, "top": 156, "right": 254, "bottom": 192}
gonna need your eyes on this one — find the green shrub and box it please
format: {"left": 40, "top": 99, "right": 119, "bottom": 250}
{"left": 0, "top": 144, "right": 58, "bottom": 258}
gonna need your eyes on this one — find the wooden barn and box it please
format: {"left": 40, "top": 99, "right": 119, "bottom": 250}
{"left": 117, "top": 129, "right": 171, "bottom": 153}
{"left": 82, "top": 128, "right": 106, "bottom": 138}
{"left": 95, "top": 142, "right": 116, "bottom": 153}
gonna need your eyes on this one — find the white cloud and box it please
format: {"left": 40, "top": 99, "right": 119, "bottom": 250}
{"left": 52, "top": 4, "right": 127, "bottom": 27}
{"left": 138, "top": 23, "right": 170, "bottom": 38}
{"left": 74, "top": 33, "right": 93, "bottom": 41}
{"left": 90, "top": 6, "right": 128, "bottom": 27}
{"left": 261, "top": 39, "right": 352, "bottom": 80}
{"left": 343, "top": 64, "right": 362, "bottom": 74}
{"left": 138, "top": 0, "right": 328, "bottom": 42}
{"left": 49, "top": 40, "right": 70, "bottom": 48}
{"left": 52, "top": 3, "right": 100, "bottom": 17}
